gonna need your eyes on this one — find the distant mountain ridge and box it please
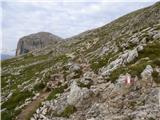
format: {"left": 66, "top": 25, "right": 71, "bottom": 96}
{"left": 0, "top": 54, "right": 13, "bottom": 61}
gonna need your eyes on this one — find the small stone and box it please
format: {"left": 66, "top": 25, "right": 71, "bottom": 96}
{"left": 137, "top": 45, "right": 144, "bottom": 52}
{"left": 153, "top": 32, "right": 160, "bottom": 40}
{"left": 36, "top": 108, "right": 40, "bottom": 114}
{"left": 42, "top": 108, "right": 48, "bottom": 115}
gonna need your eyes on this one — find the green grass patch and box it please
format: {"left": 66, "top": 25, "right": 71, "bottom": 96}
{"left": 1, "top": 110, "right": 13, "bottom": 120}
{"left": 2, "top": 90, "right": 33, "bottom": 110}
{"left": 152, "top": 71, "right": 160, "bottom": 84}
{"left": 1, "top": 54, "right": 69, "bottom": 90}
{"left": 108, "top": 40, "right": 160, "bottom": 82}
{"left": 1, "top": 90, "right": 33, "bottom": 120}
{"left": 152, "top": 58, "right": 160, "bottom": 67}
{"left": 53, "top": 105, "right": 77, "bottom": 118}
{"left": 47, "top": 84, "right": 68, "bottom": 100}
{"left": 1, "top": 54, "right": 69, "bottom": 120}
{"left": 108, "top": 67, "right": 127, "bottom": 82}
{"left": 138, "top": 41, "right": 160, "bottom": 60}
{"left": 33, "top": 82, "right": 45, "bottom": 91}
{"left": 128, "top": 61, "right": 149, "bottom": 77}
{"left": 59, "top": 105, "right": 77, "bottom": 118}
{"left": 109, "top": 59, "right": 149, "bottom": 82}
{"left": 90, "top": 52, "right": 118, "bottom": 73}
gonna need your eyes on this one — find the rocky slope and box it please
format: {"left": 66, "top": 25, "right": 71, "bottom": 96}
{"left": 16, "top": 32, "right": 63, "bottom": 56}
{"left": 1, "top": 2, "right": 160, "bottom": 120}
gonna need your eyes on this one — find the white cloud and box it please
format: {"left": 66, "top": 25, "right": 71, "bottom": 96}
{"left": 1, "top": 0, "right": 159, "bottom": 2}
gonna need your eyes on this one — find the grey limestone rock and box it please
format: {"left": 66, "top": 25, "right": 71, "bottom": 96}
{"left": 16, "top": 32, "right": 63, "bottom": 56}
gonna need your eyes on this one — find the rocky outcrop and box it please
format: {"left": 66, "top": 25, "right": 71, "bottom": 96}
{"left": 16, "top": 32, "right": 63, "bottom": 56}
{"left": 101, "top": 48, "right": 139, "bottom": 77}
{"left": 67, "top": 81, "right": 93, "bottom": 109}
{"left": 141, "top": 65, "right": 153, "bottom": 81}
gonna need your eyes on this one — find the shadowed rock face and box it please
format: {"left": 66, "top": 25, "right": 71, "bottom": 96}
{"left": 16, "top": 32, "right": 63, "bottom": 56}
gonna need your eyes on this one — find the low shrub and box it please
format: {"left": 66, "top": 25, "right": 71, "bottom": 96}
{"left": 33, "top": 82, "right": 45, "bottom": 91}
{"left": 59, "top": 105, "right": 77, "bottom": 118}
{"left": 152, "top": 71, "right": 160, "bottom": 84}
{"left": 2, "top": 90, "right": 33, "bottom": 110}
{"left": 153, "top": 59, "right": 160, "bottom": 67}
{"left": 1, "top": 110, "right": 12, "bottom": 120}
{"left": 109, "top": 67, "right": 126, "bottom": 82}
{"left": 47, "top": 84, "right": 68, "bottom": 100}
{"left": 90, "top": 53, "right": 118, "bottom": 73}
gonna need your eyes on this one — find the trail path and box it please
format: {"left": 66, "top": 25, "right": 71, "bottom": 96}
{"left": 16, "top": 91, "right": 50, "bottom": 120}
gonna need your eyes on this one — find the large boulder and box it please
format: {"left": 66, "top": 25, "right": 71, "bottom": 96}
{"left": 16, "top": 32, "right": 63, "bottom": 56}
{"left": 67, "top": 81, "right": 82, "bottom": 105}
{"left": 68, "top": 63, "right": 82, "bottom": 79}
{"left": 67, "top": 81, "right": 93, "bottom": 109}
{"left": 125, "top": 48, "right": 138, "bottom": 63}
{"left": 101, "top": 48, "right": 138, "bottom": 77}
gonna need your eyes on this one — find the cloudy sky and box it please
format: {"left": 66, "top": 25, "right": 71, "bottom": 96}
{"left": 0, "top": 0, "right": 159, "bottom": 55}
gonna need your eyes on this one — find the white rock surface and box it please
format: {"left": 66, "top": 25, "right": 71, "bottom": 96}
{"left": 126, "top": 48, "right": 138, "bottom": 63}
{"left": 141, "top": 65, "right": 153, "bottom": 81}
{"left": 101, "top": 48, "right": 138, "bottom": 77}
{"left": 67, "top": 81, "right": 93, "bottom": 109}
{"left": 67, "top": 81, "right": 82, "bottom": 105}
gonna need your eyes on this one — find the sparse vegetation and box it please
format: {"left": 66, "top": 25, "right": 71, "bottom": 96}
{"left": 1, "top": 54, "right": 69, "bottom": 120}
{"left": 60, "top": 105, "right": 77, "bottom": 118}
{"left": 72, "top": 69, "right": 83, "bottom": 79}
{"left": 77, "top": 81, "right": 92, "bottom": 89}
{"left": 108, "top": 67, "right": 126, "bottom": 82}
{"left": 108, "top": 40, "right": 160, "bottom": 81}
{"left": 128, "top": 61, "right": 148, "bottom": 77}
{"left": 33, "top": 82, "right": 45, "bottom": 91}
{"left": 138, "top": 41, "right": 160, "bottom": 60}
{"left": 152, "top": 71, "right": 160, "bottom": 84}
{"left": 2, "top": 90, "right": 33, "bottom": 110}
{"left": 1, "top": 90, "right": 33, "bottom": 120}
{"left": 1, "top": 110, "right": 13, "bottom": 120}
{"left": 148, "top": 117, "right": 156, "bottom": 120}
{"left": 109, "top": 59, "right": 149, "bottom": 81}
{"left": 53, "top": 105, "right": 77, "bottom": 118}
{"left": 153, "top": 58, "right": 160, "bottom": 67}
{"left": 47, "top": 84, "right": 68, "bottom": 100}
{"left": 90, "top": 52, "right": 118, "bottom": 73}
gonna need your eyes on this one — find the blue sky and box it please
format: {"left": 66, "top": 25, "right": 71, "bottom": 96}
{"left": 0, "top": 0, "right": 159, "bottom": 55}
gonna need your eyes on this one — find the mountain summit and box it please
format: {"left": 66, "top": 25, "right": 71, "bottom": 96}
{"left": 16, "top": 32, "right": 63, "bottom": 56}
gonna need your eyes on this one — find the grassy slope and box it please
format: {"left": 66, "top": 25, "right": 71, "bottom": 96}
{"left": 1, "top": 53, "right": 69, "bottom": 120}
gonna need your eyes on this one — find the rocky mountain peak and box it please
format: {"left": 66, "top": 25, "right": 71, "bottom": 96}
{"left": 16, "top": 32, "right": 63, "bottom": 56}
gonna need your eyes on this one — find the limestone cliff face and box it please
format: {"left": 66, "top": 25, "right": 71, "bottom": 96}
{"left": 16, "top": 32, "right": 63, "bottom": 56}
